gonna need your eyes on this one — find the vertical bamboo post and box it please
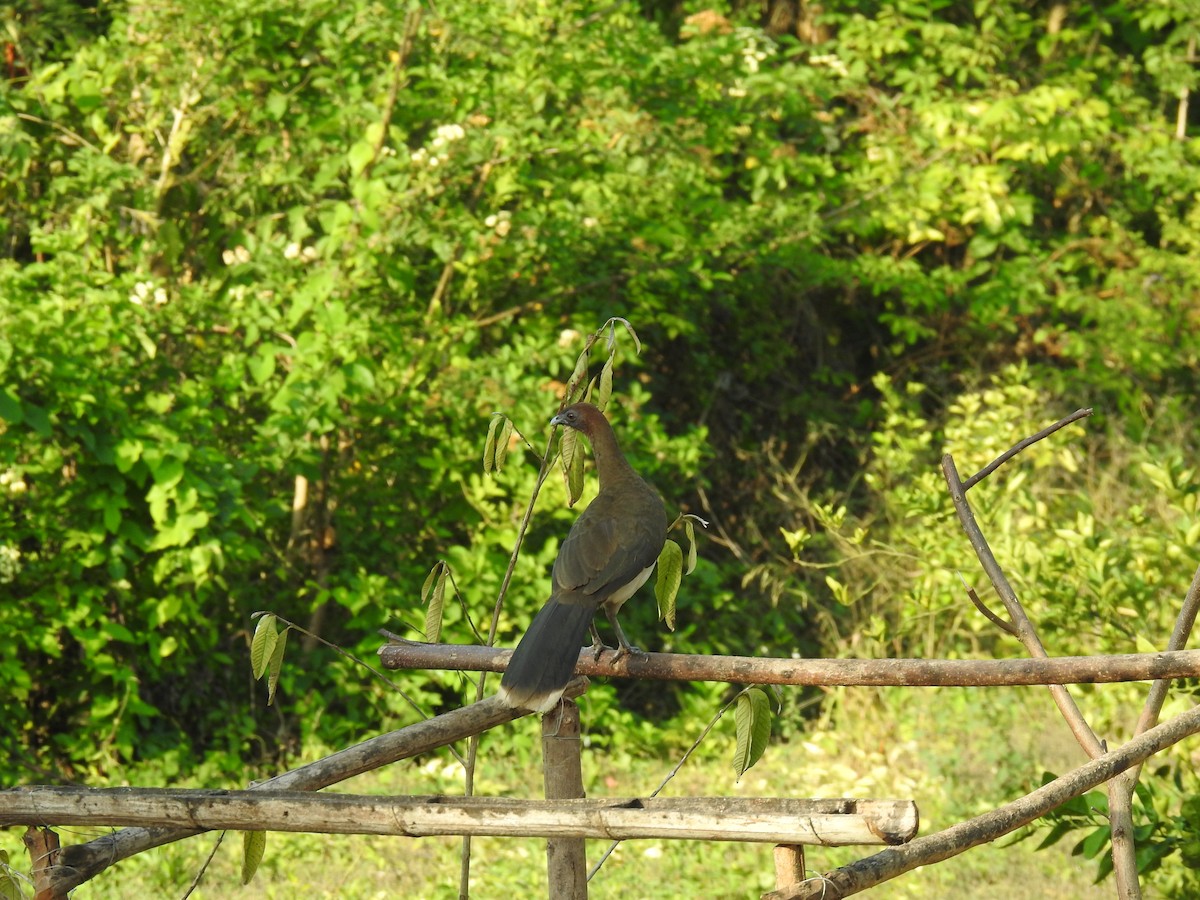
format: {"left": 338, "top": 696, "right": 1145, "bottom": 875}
{"left": 542, "top": 699, "right": 587, "bottom": 899}
{"left": 24, "top": 826, "right": 65, "bottom": 900}
{"left": 774, "top": 843, "right": 805, "bottom": 890}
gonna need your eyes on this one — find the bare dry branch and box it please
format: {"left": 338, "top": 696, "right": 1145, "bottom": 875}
{"left": 960, "top": 407, "right": 1092, "bottom": 491}
{"left": 942, "top": 453, "right": 1104, "bottom": 755}
{"left": 379, "top": 639, "right": 1200, "bottom": 687}
{"left": 960, "top": 576, "right": 1016, "bottom": 636}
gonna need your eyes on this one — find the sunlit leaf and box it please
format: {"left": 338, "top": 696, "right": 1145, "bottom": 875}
{"left": 242, "top": 830, "right": 267, "bottom": 884}
{"left": 655, "top": 539, "right": 683, "bottom": 629}
{"left": 250, "top": 614, "right": 278, "bottom": 680}
{"left": 483, "top": 415, "right": 501, "bottom": 474}
{"left": 733, "top": 688, "right": 772, "bottom": 780}
{"left": 266, "top": 627, "right": 288, "bottom": 706}
{"left": 423, "top": 561, "right": 448, "bottom": 643}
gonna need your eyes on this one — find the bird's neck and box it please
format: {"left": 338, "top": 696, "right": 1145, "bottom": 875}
{"left": 586, "top": 420, "right": 638, "bottom": 490}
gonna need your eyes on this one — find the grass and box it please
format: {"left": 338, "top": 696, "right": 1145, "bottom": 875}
{"left": 0, "top": 685, "right": 1143, "bottom": 898}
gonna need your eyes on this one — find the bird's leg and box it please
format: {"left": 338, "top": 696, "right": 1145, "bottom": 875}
{"left": 587, "top": 622, "right": 611, "bottom": 661}
{"left": 605, "top": 606, "right": 643, "bottom": 663}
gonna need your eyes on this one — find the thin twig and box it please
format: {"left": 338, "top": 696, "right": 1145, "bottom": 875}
{"left": 958, "top": 574, "right": 1016, "bottom": 636}
{"left": 588, "top": 692, "right": 737, "bottom": 880}
{"left": 178, "top": 830, "right": 224, "bottom": 899}
{"left": 960, "top": 407, "right": 1092, "bottom": 491}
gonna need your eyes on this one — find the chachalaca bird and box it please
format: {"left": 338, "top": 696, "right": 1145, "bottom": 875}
{"left": 497, "top": 402, "right": 668, "bottom": 713}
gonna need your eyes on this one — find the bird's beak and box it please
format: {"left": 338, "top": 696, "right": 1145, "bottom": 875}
{"left": 550, "top": 412, "right": 566, "bottom": 427}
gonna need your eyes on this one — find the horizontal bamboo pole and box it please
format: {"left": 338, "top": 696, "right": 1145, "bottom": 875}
{"left": 0, "top": 789, "right": 916, "bottom": 846}
{"left": 379, "top": 640, "right": 1200, "bottom": 687}
{"left": 44, "top": 680, "right": 587, "bottom": 895}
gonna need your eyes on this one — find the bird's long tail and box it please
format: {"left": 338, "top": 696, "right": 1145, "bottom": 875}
{"left": 497, "top": 599, "right": 594, "bottom": 713}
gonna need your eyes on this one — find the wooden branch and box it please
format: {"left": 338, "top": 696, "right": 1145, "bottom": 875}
{"left": 379, "top": 639, "right": 1200, "bottom": 686}
{"left": 40, "top": 681, "right": 586, "bottom": 895}
{"left": 762, "top": 702, "right": 1200, "bottom": 899}
{"left": 1110, "top": 562, "right": 1200, "bottom": 899}
{"left": 943, "top": 453, "right": 1104, "bottom": 754}
{"left": 960, "top": 408, "right": 1092, "bottom": 491}
{"left": 0, "top": 790, "right": 917, "bottom": 847}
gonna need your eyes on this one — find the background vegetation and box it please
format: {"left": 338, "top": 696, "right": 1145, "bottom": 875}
{"left": 3, "top": 0, "right": 1200, "bottom": 895}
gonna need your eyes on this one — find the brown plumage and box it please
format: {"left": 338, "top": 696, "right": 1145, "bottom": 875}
{"left": 497, "top": 403, "right": 668, "bottom": 713}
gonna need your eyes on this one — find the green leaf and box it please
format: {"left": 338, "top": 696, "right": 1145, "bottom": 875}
{"left": 242, "top": 830, "right": 267, "bottom": 884}
{"left": 566, "top": 352, "right": 589, "bottom": 400}
{"left": 250, "top": 614, "right": 278, "bottom": 680}
{"left": 23, "top": 401, "right": 50, "bottom": 437}
{"left": 114, "top": 439, "right": 144, "bottom": 473}
{"left": 560, "top": 427, "right": 585, "bottom": 506}
{"left": 613, "top": 317, "right": 641, "bottom": 355}
{"left": 1035, "top": 820, "right": 1074, "bottom": 851}
{"left": 1077, "top": 824, "right": 1111, "bottom": 860}
{"left": 733, "top": 687, "right": 772, "bottom": 780}
{"left": 595, "top": 355, "right": 613, "bottom": 410}
{"left": 422, "top": 561, "right": 448, "bottom": 643}
{"left": 495, "top": 416, "right": 514, "bottom": 470}
{"left": 655, "top": 539, "right": 683, "bottom": 630}
{"left": 348, "top": 139, "right": 375, "bottom": 176}
{"left": 483, "top": 415, "right": 501, "bottom": 474}
{"left": 266, "top": 627, "right": 288, "bottom": 706}
{"left": 0, "top": 857, "right": 20, "bottom": 900}
{"left": 0, "top": 390, "right": 22, "bottom": 425}
{"left": 247, "top": 347, "right": 276, "bottom": 385}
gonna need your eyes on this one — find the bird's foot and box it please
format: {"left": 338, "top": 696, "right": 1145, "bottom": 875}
{"left": 609, "top": 641, "right": 644, "bottom": 664}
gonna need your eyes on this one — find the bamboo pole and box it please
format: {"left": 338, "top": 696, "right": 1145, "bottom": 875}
{"left": 0, "top": 789, "right": 917, "bottom": 846}
{"left": 379, "top": 640, "right": 1200, "bottom": 687}
{"left": 542, "top": 700, "right": 587, "bottom": 899}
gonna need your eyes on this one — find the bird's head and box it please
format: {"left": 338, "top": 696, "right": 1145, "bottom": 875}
{"left": 551, "top": 402, "right": 603, "bottom": 433}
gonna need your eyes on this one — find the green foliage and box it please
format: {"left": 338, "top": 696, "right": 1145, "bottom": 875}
{"left": 1023, "top": 766, "right": 1200, "bottom": 897}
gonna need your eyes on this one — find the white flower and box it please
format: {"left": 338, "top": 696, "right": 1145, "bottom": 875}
{"left": 728, "top": 86, "right": 747, "bottom": 98}
{"left": 0, "top": 544, "right": 20, "bottom": 584}
{"left": 485, "top": 210, "right": 513, "bottom": 236}
{"left": 284, "top": 242, "right": 301, "bottom": 259}
{"left": 3, "top": 468, "right": 28, "bottom": 495}
{"left": 153, "top": 287, "right": 168, "bottom": 306}
{"left": 582, "top": 217, "right": 598, "bottom": 229}
{"left": 302, "top": 245, "right": 319, "bottom": 262}
{"left": 222, "top": 246, "right": 250, "bottom": 265}
{"left": 129, "top": 281, "right": 153, "bottom": 305}
{"left": 810, "top": 54, "right": 849, "bottom": 77}
{"left": 434, "top": 123, "right": 466, "bottom": 145}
